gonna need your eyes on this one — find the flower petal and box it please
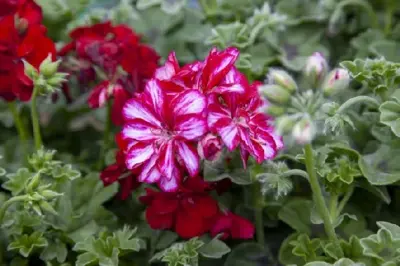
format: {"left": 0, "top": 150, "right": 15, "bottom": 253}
{"left": 231, "top": 213, "right": 255, "bottom": 239}
{"left": 123, "top": 98, "right": 161, "bottom": 128}
{"left": 172, "top": 89, "right": 206, "bottom": 117}
{"left": 138, "top": 155, "right": 161, "bottom": 183}
{"left": 175, "top": 209, "right": 207, "bottom": 239}
{"left": 158, "top": 174, "right": 179, "bottom": 192}
{"left": 88, "top": 81, "right": 109, "bottom": 108}
{"left": 144, "top": 79, "right": 165, "bottom": 116}
{"left": 122, "top": 122, "right": 160, "bottom": 141}
{"left": 158, "top": 140, "right": 177, "bottom": 179}
{"left": 176, "top": 141, "right": 200, "bottom": 177}
{"left": 175, "top": 115, "right": 207, "bottom": 140}
{"left": 215, "top": 119, "right": 239, "bottom": 151}
{"left": 125, "top": 143, "right": 154, "bottom": 169}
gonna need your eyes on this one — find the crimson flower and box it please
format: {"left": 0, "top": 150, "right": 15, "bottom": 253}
{"left": 210, "top": 211, "right": 255, "bottom": 240}
{"left": 139, "top": 177, "right": 219, "bottom": 239}
{"left": 197, "top": 133, "right": 223, "bottom": 162}
{"left": 59, "top": 21, "right": 160, "bottom": 125}
{"left": 0, "top": 1, "right": 55, "bottom": 102}
{"left": 121, "top": 79, "right": 207, "bottom": 191}
{"left": 100, "top": 150, "right": 140, "bottom": 200}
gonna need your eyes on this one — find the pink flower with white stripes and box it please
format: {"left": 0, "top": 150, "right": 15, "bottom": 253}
{"left": 207, "top": 88, "right": 283, "bottom": 167}
{"left": 121, "top": 79, "right": 207, "bottom": 192}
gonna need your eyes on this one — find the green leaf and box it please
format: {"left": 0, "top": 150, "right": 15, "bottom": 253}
{"left": 360, "top": 227, "right": 400, "bottom": 263}
{"left": 198, "top": 236, "right": 231, "bottom": 259}
{"left": 305, "top": 258, "right": 366, "bottom": 266}
{"left": 76, "top": 252, "right": 98, "bottom": 266}
{"left": 8, "top": 232, "right": 48, "bottom": 257}
{"left": 278, "top": 198, "right": 312, "bottom": 234}
{"left": 224, "top": 242, "right": 266, "bottom": 266}
{"left": 377, "top": 222, "right": 400, "bottom": 240}
{"left": 155, "top": 231, "right": 179, "bottom": 251}
{"left": 3, "top": 168, "right": 32, "bottom": 196}
{"left": 290, "top": 234, "right": 324, "bottom": 263}
{"left": 40, "top": 240, "right": 68, "bottom": 263}
{"left": 279, "top": 233, "right": 304, "bottom": 265}
{"left": 206, "top": 22, "right": 250, "bottom": 49}
{"left": 380, "top": 95, "right": 400, "bottom": 137}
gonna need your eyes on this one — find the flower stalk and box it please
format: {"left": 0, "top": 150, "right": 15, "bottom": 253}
{"left": 0, "top": 195, "right": 27, "bottom": 224}
{"left": 337, "top": 95, "right": 380, "bottom": 114}
{"left": 30, "top": 85, "right": 43, "bottom": 150}
{"left": 8, "top": 101, "right": 29, "bottom": 143}
{"left": 97, "top": 100, "right": 112, "bottom": 170}
{"left": 304, "top": 144, "right": 341, "bottom": 250}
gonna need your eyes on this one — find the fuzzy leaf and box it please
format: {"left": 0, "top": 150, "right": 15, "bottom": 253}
{"left": 3, "top": 168, "right": 32, "bottom": 196}
{"left": 224, "top": 242, "right": 267, "bottom": 266}
{"left": 8, "top": 232, "right": 48, "bottom": 257}
{"left": 198, "top": 236, "right": 231, "bottom": 259}
{"left": 278, "top": 198, "right": 312, "bottom": 234}
{"left": 380, "top": 94, "right": 400, "bottom": 137}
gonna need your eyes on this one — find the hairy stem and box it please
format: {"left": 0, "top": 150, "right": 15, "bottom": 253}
{"left": 337, "top": 96, "right": 380, "bottom": 114}
{"left": 282, "top": 169, "right": 309, "bottom": 180}
{"left": 0, "top": 195, "right": 27, "bottom": 224}
{"left": 97, "top": 100, "right": 112, "bottom": 170}
{"left": 329, "top": 193, "right": 339, "bottom": 221}
{"left": 304, "top": 144, "right": 341, "bottom": 248}
{"left": 252, "top": 181, "right": 265, "bottom": 246}
{"left": 30, "top": 85, "right": 43, "bottom": 150}
{"left": 337, "top": 186, "right": 355, "bottom": 215}
{"left": 8, "top": 101, "right": 29, "bottom": 143}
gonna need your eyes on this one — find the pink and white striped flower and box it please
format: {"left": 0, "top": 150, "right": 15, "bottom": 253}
{"left": 207, "top": 90, "right": 283, "bottom": 167}
{"left": 121, "top": 79, "right": 207, "bottom": 192}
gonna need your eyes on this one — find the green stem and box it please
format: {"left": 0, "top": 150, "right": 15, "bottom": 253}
{"left": 332, "top": 0, "right": 379, "bottom": 29}
{"left": 8, "top": 101, "right": 29, "bottom": 143}
{"left": 282, "top": 169, "right": 309, "bottom": 180}
{"left": 30, "top": 85, "right": 43, "bottom": 150}
{"left": 329, "top": 193, "right": 339, "bottom": 221}
{"left": 337, "top": 186, "right": 355, "bottom": 215}
{"left": 384, "top": 0, "right": 394, "bottom": 36}
{"left": 337, "top": 96, "right": 380, "bottom": 114}
{"left": 0, "top": 195, "right": 27, "bottom": 223}
{"left": 97, "top": 101, "right": 112, "bottom": 170}
{"left": 304, "top": 144, "right": 341, "bottom": 247}
{"left": 252, "top": 181, "right": 265, "bottom": 246}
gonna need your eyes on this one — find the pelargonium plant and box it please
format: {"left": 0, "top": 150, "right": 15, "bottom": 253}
{"left": 1, "top": 0, "right": 400, "bottom": 266}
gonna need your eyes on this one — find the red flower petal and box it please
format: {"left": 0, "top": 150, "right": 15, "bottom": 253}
{"left": 176, "top": 141, "right": 200, "bottom": 177}
{"left": 171, "top": 89, "right": 206, "bottom": 117}
{"left": 125, "top": 142, "right": 155, "bottom": 169}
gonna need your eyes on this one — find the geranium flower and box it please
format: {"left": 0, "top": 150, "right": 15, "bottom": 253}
{"left": 155, "top": 47, "right": 246, "bottom": 96}
{"left": 197, "top": 133, "right": 223, "bottom": 162}
{"left": 0, "top": 2, "right": 55, "bottom": 102}
{"left": 210, "top": 211, "right": 255, "bottom": 239}
{"left": 121, "top": 79, "right": 207, "bottom": 191}
{"left": 207, "top": 86, "right": 283, "bottom": 167}
{"left": 139, "top": 176, "right": 219, "bottom": 238}
{"left": 59, "top": 21, "right": 160, "bottom": 125}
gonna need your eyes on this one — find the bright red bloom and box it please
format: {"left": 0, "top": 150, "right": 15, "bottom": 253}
{"left": 0, "top": 0, "right": 18, "bottom": 18}
{"left": 100, "top": 150, "right": 140, "bottom": 200}
{"left": 210, "top": 211, "right": 255, "bottom": 240}
{"left": 121, "top": 79, "right": 207, "bottom": 191}
{"left": 0, "top": 2, "right": 55, "bottom": 102}
{"left": 139, "top": 177, "right": 219, "bottom": 238}
{"left": 60, "top": 21, "right": 160, "bottom": 125}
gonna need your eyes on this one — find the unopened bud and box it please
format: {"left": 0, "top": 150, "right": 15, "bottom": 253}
{"left": 39, "top": 55, "right": 59, "bottom": 77}
{"left": 41, "top": 190, "right": 63, "bottom": 200}
{"left": 266, "top": 105, "right": 286, "bottom": 117}
{"left": 276, "top": 116, "right": 294, "bottom": 134}
{"left": 304, "top": 52, "right": 328, "bottom": 87}
{"left": 23, "top": 60, "right": 39, "bottom": 81}
{"left": 197, "top": 134, "right": 223, "bottom": 162}
{"left": 259, "top": 84, "right": 291, "bottom": 104}
{"left": 267, "top": 69, "right": 297, "bottom": 93}
{"left": 39, "top": 200, "right": 58, "bottom": 215}
{"left": 322, "top": 68, "right": 350, "bottom": 96}
{"left": 292, "top": 118, "right": 315, "bottom": 144}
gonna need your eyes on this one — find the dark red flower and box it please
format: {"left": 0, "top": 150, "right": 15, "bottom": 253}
{"left": 140, "top": 177, "right": 219, "bottom": 238}
{"left": 100, "top": 150, "right": 140, "bottom": 200}
{"left": 210, "top": 211, "right": 255, "bottom": 240}
{"left": 0, "top": 4, "right": 55, "bottom": 102}
{"left": 0, "top": 0, "right": 18, "bottom": 18}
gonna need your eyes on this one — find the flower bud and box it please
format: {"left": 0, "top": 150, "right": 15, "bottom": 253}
{"left": 292, "top": 118, "right": 316, "bottom": 144}
{"left": 266, "top": 105, "right": 286, "bottom": 117}
{"left": 267, "top": 69, "right": 297, "bottom": 93}
{"left": 197, "top": 134, "right": 223, "bottom": 162}
{"left": 322, "top": 68, "right": 350, "bottom": 96}
{"left": 276, "top": 116, "right": 294, "bottom": 134}
{"left": 23, "top": 60, "right": 39, "bottom": 81}
{"left": 259, "top": 84, "right": 291, "bottom": 105}
{"left": 39, "top": 200, "right": 58, "bottom": 215}
{"left": 304, "top": 52, "right": 328, "bottom": 87}
{"left": 39, "top": 55, "right": 59, "bottom": 78}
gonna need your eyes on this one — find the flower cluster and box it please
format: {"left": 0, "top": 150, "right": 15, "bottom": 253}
{"left": 120, "top": 47, "right": 283, "bottom": 191}
{"left": 140, "top": 176, "right": 253, "bottom": 239}
{"left": 59, "top": 22, "right": 160, "bottom": 125}
{"left": 101, "top": 46, "right": 282, "bottom": 239}
{"left": 0, "top": 0, "right": 56, "bottom": 101}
